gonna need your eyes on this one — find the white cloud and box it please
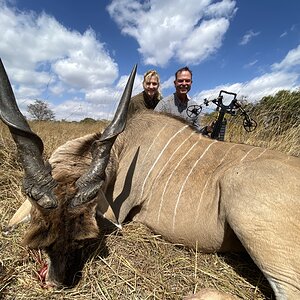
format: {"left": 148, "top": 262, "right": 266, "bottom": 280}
{"left": 161, "top": 76, "right": 175, "bottom": 91}
{"left": 194, "top": 71, "right": 299, "bottom": 105}
{"left": 272, "top": 44, "right": 300, "bottom": 71}
{"left": 239, "top": 30, "right": 260, "bottom": 46}
{"left": 15, "top": 86, "right": 41, "bottom": 99}
{"left": 115, "top": 73, "right": 144, "bottom": 95}
{"left": 107, "top": 0, "right": 237, "bottom": 67}
{"left": 176, "top": 18, "right": 230, "bottom": 65}
{"left": 1, "top": 0, "right": 298, "bottom": 123}
{"left": 243, "top": 59, "right": 258, "bottom": 68}
{"left": 85, "top": 87, "right": 120, "bottom": 105}
{"left": 52, "top": 29, "right": 118, "bottom": 90}
{"left": 280, "top": 31, "right": 287, "bottom": 38}
{"left": 0, "top": 1, "right": 152, "bottom": 122}
{"left": 204, "top": 0, "right": 237, "bottom": 18}
{"left": 10, "top": 67, "right": 51, "bottom": 86}
{"left": 0, "top": 2, "right": 118, "bottom": 109}
{"left": 49, "top": 82, "right": 66, "bottom": 96}
{"left": 186, "top": 42, "right": 300, "bottom": 107}
{"left": 37, "top": 69, "right": 145, "bottom": 121}
{"left": 53, "top": 99, "right": 116, "bottom": 121}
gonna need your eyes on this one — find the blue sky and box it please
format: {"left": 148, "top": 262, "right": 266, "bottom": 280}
{"left": 1, "top": 0, "right": 300, "bottom": 120}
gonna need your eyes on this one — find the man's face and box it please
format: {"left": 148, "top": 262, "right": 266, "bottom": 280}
{"left": 174, "top": 70, "right": 192, "bottom": 98}
{"left": 143, "top": 75, "right": 159, "bottom": 98}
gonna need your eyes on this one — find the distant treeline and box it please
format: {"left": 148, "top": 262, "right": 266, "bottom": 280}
{"left": 31, "top": 117, "right": 110, "bottom": 125}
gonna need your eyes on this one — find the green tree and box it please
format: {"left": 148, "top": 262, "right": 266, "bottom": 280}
{"left": 80, "top": 117, "right": 97, "bottom": 123}
{"left": 27, "top": 99, "right": 55, "bottom": 121}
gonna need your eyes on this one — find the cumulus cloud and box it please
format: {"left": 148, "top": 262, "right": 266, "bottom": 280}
{"left": 176, "top": 18, "right": 230, "bottom": 65}
{"left": 0, "top": 1, "right": 118, "bottom": 117}
{"left": 194, "top": 71, "right": 299, "bottom": 106}
{"left": 272, "top": 44, "right": 300, "bottom": 71}
{"left": 1, "top": 0, "right": 299, "bottom": 122}
{"left": 56, "top": 72, "right": 144, "bottom": 121}
{"left": 51, "top": 29, "right": 118, "bottom": 89}
{"left": 194, "top": 43, "right": 300, "bottom": 108}
{"left": 161, "top": 76, "right": 175, "bottom": 91}
{"left": 53, "top": 99, "right": 116, "bottom": 121}
{"left": 107, "top": 0, "right": 237, "bottom": 66}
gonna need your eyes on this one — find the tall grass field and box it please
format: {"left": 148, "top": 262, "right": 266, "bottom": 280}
{"left": 0, "top": 100, "right": 299, "bottom": 300}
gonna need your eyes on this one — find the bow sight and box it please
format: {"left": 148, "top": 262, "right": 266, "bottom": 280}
{"left": 187, "top": 90, "right": 257, "bottom": 141}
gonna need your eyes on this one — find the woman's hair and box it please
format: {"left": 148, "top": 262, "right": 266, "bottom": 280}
{"left": 143, "top": 70, "right": 162, "bottom": 99}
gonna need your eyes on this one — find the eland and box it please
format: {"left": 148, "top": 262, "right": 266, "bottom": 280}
{"left": 1, "top": 59, "right": 299, "bottom": 299}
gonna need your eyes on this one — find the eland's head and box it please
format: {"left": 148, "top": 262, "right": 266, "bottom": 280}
{"left": 0, "top": 59, "right": 136, "bottom": 287}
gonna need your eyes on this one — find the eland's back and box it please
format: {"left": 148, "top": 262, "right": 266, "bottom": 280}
{"left": 110, "top": 111, "right": 300, "bottom": 299}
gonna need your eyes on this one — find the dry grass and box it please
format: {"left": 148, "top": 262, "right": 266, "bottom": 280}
{"left": 1, "top": 115, "right": 297, "bottom": 300}
{"left": 225, "top": 113, "right": 300, "bottom": 157}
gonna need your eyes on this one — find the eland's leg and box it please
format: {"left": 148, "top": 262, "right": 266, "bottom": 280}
{"left": 222, "top": 162, "right": 300, "bottom": 299}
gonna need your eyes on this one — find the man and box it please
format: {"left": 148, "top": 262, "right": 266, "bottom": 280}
{"left": 154, "top": 66, "right": 201, "bottom": 131}
{"left": 128, "top": 70, "right": 162, "bottom": 119}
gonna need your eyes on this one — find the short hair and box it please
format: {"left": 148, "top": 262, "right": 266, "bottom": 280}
{"left": 175, "top": 66, "right": 192, "bottom": 80}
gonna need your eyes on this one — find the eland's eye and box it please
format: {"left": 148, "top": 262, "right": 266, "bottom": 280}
{"left": 73, "top": 240, "right": 85, "bottom": 250}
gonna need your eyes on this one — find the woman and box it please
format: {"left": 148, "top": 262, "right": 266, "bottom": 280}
{"left": 128, "top": 70, "right": 162, "bottom": 119}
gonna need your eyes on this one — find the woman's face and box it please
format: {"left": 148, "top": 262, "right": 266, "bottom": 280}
{"left": 143, "top": 75, "right": 159, "bottom": 98}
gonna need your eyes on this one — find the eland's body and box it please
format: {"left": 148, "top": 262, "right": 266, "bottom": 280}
{"left": 1, "top": 59, "right": 300, "bottom": 299}
{"left": 49, "top": 111, "right": 300, "bottom": 299}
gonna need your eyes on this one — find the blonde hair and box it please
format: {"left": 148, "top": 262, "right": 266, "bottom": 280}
{"left": 143, "top": 70, "right": 162, "bottom": 99}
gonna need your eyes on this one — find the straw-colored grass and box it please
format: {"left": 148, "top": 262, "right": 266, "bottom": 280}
{"left": 225, "top": 112, "right": 299, "bottom": 157}
{"left": 1, "top": 113, "right": 298, "bottom": 300}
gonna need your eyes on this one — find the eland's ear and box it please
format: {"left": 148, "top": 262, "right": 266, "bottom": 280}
{"left": 3, "top": 198, "right": 32, "bottom": 235}
{"left": 72, "top": 201, "right": 100, "bottom": 241}
{"left": 96, "top": 190, "right": 122, "bottom": 229}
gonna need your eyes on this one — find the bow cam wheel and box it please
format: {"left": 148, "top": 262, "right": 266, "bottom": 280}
{"left": 186, "top": 105, "right": 202, "bottom": 118}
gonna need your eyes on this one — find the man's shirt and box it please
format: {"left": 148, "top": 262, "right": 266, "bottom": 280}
{"left": 154, "top": 93, "right": 201, "bottom": 130}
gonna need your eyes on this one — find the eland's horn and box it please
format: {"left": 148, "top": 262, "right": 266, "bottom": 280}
{"left": 72, "top": 64, "right": 137, "bottom": 207}
{"left": 0, "top": 59, "right": 57, "bottom": 209}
